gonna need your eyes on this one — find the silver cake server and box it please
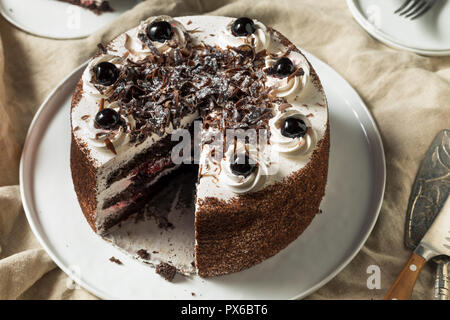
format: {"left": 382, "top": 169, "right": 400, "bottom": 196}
{"left": 385, "top": 130, "right": 450, "bottom": 300}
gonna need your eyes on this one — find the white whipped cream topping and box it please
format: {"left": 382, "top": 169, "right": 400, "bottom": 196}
{"left": 265, "top": 51, "right": 310, "bottom": 99}
{"left": 82, "top": 54, "right": 123, "bottom": 99}
{"left": 218, "top": 141, "right": 270, "bottom": 194}
{"left": 73, "top": 16, "right": 328, "bottom": 203}
{"left": 87, "top": 101, "right": 135, "bottom": 150}
{"left": 125, "top": 16, "right": 188, "bottom": 60}
{"left": 269, "top": 106, "right": 315, "bottom": 155}
{"left": 219, "top": 19, "right": 271, "bottom": 52}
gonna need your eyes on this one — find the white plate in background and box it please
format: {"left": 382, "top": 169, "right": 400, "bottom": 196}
{"left": 347, "top": 0, "right": 450, "bottom": 56}
{"left": 0, "top": 0, "right": 141, "bottom": 39}
{"left": 20, "top": 45, "right": 385, "bottom": 299}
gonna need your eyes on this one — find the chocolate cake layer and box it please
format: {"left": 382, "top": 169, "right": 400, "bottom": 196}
{"left": 105, "top": 121, "right": 195, "bottom": 186}
{"left": 101, "top": 158, "right": 176, "bottom": 210}
{"left": 100, "top": 166, "right": 188, "bottom": 233}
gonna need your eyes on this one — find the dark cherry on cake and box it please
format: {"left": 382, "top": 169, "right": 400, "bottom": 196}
{"left": 95, "top": 108, "right": 120, "bottom": 130}
{"left": 230, "top": 154, "right": 256, "bottom": 177}
{"left": 147, "top": 21, "right": 174, "bottom": 43}
{"left": 93, "top": 62, "right": 119, "bottom": 86}
{"left": 267, "top": 57, "right": 295, "bottom": 78}
{"left": 281, "top": 117, "right": 307, "bottom": 138}
{"left": 231, "top": 17, "right": 256, "bottom": 37}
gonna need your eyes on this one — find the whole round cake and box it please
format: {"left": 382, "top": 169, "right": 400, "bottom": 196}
{"left": 70, "top": 15, "right": 329, "bottom": 278}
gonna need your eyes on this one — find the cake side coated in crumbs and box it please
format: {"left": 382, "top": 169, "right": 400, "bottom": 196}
{"left": 70, "top": 80, "right": 98, "bottom": 232}
{"left": 195, "top": 124, "right": 329, "bottom": 277}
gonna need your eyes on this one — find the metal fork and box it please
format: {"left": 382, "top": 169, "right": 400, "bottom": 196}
{"left": 394, "top": 0, "right": 438, "bottom": 20}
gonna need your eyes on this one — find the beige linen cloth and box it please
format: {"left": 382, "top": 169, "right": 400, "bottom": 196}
{"left": 0, "top": 0, "right": 449, "bottom": 300}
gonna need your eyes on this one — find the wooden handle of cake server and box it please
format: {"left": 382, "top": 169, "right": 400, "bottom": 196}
{"left": 384, "top": 253, "right": 427, "bottom": 300}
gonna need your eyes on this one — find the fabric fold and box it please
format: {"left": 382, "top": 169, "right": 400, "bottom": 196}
{"left": 0, "top": 249, "right": 55, "bottom": 300}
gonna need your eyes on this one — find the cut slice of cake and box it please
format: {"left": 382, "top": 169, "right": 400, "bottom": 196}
{"left": 70, "top": 15, "right": 329, "bottom": 277}
{"left": 59, "top": 0, "right": 113, "bottom": 14}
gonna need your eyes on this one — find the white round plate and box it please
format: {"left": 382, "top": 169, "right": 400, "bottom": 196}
{"left": 347, "top": 0, "right": 450, "bottom": 56}
{"left": 20, "top": 52, "right": 385, "bottom": 299}
{"left": 0, "top": 0, "right": 141, "bottom": 39}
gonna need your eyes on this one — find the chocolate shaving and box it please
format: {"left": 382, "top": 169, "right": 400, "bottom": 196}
{"left": 278, "top": 103, "right": 291, "bottom": 112}
{"left": 97, "top": 43, "right": 107, "bottom": 54}
{"left": 136, "top": 249, "right": 150, "bottom": 260}
{"left": 96, "top": 40, "right": 293, "bottom": 147}
{"left": 104, "top": 138, "right": 117, "bottom": 154}
{"left": 287, "top": 67, "right": 305, "bottom": 82}
{"left": 137, "top": 32, "right": 161, "bottom": 56}
{"left": 187, "top": 28, "right": 201, "bottom": 34}
{"left": 99, "top": 98, "right": 105, "bottom": 111}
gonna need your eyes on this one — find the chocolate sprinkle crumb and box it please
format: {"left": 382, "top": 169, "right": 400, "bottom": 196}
{"left": 136, "top": 249, "right": 151, "bottom": 260}
{"left": 109, "top": 256, "right": 122, "bottom": 265}
{"left": 97, "top": 43, "right": 107, "bottom": 54}
{"left": 156, "top": 262, "right": 177, "bottom": 281}
{"left": 104, "top": 138, "right": 117, "bottom": 154}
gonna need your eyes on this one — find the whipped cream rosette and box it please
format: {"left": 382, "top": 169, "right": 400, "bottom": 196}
{"left": 219, "top": 141, "right": 271, "bottom": 194}
{"left": 265, "top": 51, "right": 311, "bottom": 99}
{"left": 269, "top": 105, "right": 315, "bottom": 155}
{"left": 126, "top": 16, "right": 189, "bottom": 60}
{"left": 82, "top": 54, "right": 124, "bottom": 99}
{"left": 87, "top": 101, "right": 135, "bottom": 151}
{"left": 220, "top": 18, "right": 271, "bottom": 52}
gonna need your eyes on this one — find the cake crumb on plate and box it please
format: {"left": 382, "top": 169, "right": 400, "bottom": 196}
{"left": 156, "top": 262, "right": 177, "bottom": 281}
{"left": 109, "top": 256, "right": 122, "bottom": 265}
